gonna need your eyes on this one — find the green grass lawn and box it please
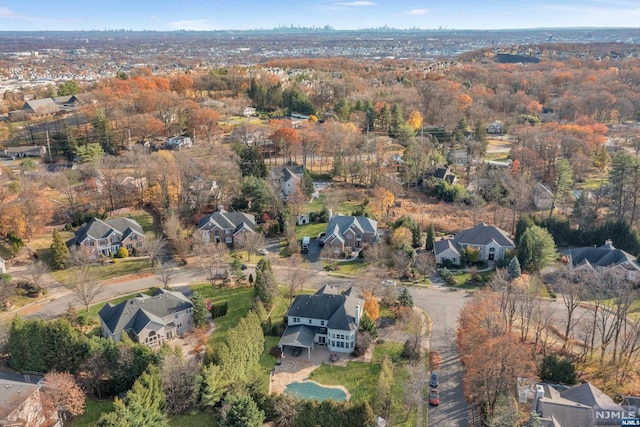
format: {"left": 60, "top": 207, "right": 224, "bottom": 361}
{"left": 71, "top": 397, "right": 113, "bottom": 427}
{"left": 295, "top": 222, "right": 327, "bottom": 240}
{"left": 372, "top": 341, "right": 405, "bottom": 364}
{"left": 127, "top": 209, "right": 159, "bottom": 235}
{"left": 308, "top": 361, "right": 380, "bottom": 403}
{"left": 379, "top": 305, "right": 395, "bottom": 319}
{"left": 324, "top": 259, "right": 369, "bottom": 275}
{"left": 50, "top": 258, "right": 153, "bottom": 283}
{"left": 169, "top": 412, "right": 216, "bottom": 426}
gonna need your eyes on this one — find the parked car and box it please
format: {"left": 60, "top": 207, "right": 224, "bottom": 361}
{"left": 429, "top": 388, "right": 440, "bottom": 406}
{"left": 381, "top": 279, "right": 397, "bottom": 287}
{"left": 429, "top": 371, "right": 439, "bottom": 388}
{"left": 258, "top": 248, "right": 269, "bottom": 255}
{"left": 241, "top": 264, "right": 248, "bottom": 270}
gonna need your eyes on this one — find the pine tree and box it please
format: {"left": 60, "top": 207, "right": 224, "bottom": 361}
{"left": 398, "top": 287, "right": 414, "bottom": 308}
{"left": 425, "top": 223, "right": 435, "bottom": 251}
{"left": 50, "top": 229, "right": 70, "bottom": 270}
{"left": 98, "top": 365, "right": 169, "bottom": 427}
{"left": 253, "top": 259, "right": 278, "bottom": 309}
{"left": 197, "top": 364, "right": 227, "bottom": 408}
{"left": 191, "top": 291, "right": 208, "bottom": 328}
{"left": 507, "top": 257, "right": 521, "bottom": 279}
{"left": 221, "top": 393, "right": 264, "bottom": 427}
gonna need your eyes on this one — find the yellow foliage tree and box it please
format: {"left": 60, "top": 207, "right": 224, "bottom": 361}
{"left": 456, "top": 94, "right": 473, "bottom": 112}
{"left": 363, "top": 291, "right": 380, "bottom": 320}
{"left": 407, "top": 111, "right": 423, "bottom": 131}
{"left": 390, "top": 226, "right": 412, "bottom": 249}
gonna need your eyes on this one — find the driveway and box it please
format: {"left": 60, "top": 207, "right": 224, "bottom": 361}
{"left": 412, "top": 286, "right": 472, "bottom": 427}
{"left": 301, "top": 237, "right": 323, "bottom": 270}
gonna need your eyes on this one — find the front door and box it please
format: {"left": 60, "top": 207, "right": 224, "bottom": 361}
{"left": 318, "top": 336, "right": 326, "bottom": 345}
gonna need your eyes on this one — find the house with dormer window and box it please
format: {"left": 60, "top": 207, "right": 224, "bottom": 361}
{"left": 278, "top": 285, "right": 363, "bottom": 358}
{"left": 197, "top": 207, "right": 256, "bottom": 247}
{"left": 321, "top": 215, "right": 378, "bottom": 255}
{"left": 66, "top": 217, "right": 145, "bottom": 257}
{"left": 98, "top": 289, "right": 194, "bottom": 348}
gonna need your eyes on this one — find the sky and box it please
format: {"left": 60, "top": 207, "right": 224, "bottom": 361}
{"left": 0, "top": 0, "right": 639, "bottom": 31}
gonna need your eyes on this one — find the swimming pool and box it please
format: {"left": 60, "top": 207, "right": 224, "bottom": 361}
{"left": 285, "top": 381, "right": 347, "bottom": 401}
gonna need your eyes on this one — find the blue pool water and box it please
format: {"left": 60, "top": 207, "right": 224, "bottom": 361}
{"left": 285, "top": 381, "right": 347, "bottom": 401}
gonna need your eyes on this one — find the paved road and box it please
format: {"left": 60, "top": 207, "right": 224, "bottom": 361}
{"left": 412, "top": 285, "right": 472, "bottom": 427}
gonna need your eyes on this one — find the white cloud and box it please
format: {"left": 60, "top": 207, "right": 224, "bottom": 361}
{"left": 406, "top": 9, "right": 428, "bottom": 15}
{"left": 0, "top": 7, "right": 17, "bottom": 17}
{"left": 168, "top": 19, "right": 216, "bottom": 31}
{"left": 335, "top": 1, "right": 375, "bottom": 6}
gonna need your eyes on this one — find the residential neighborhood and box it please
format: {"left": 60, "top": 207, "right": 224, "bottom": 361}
{"left": 2, "top": 22, "right": 640, "bottom": 427}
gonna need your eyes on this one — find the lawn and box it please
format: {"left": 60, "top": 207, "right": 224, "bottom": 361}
{"left": 189, "top": 284, "right": 255, "bottom": 348}
{"left": 71, "top": 397, "right": 113, "bottom": 427}
{"left": 169, "top": 412, "right": 216, "bottom": 426}
{"left": 127, "top": 209, "right": 159, "bottom": 235}
{"left": 50, "top": 258, "right": 153, "bottom": 283}
{"left": 372, "top": 341, "right": 405, "bottom": 364}
{"left": 324, "top": 259, "right": 369, "bottom": 275}
{"left": 295, "top": 222, "right": 327, "bottom": 240}
{"left": 308, "top": 361, "right": 380, "bottom": 403}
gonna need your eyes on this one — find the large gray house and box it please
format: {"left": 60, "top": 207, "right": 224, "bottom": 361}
{"left": 321, "top": 215, "right": 378, "bottom": 255}
{"left": 67, "top": 217, "right": 145, "bottom": 257}
{"left": 196, "top": 207, "right": 256, "bottom": 246}
{"left": 562, "top": 240, "right": 640, "bottom": 281}
{"left": 434, "top": 222, "right": 515, "bottom": 265}
{"left": 279, "top": 285, "right": 363, "bottom": 358}
{"left": 98, "top": 289, "right": 194, "bottom": 348}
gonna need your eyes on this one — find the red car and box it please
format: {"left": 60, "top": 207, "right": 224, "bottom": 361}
{"left": 429, "top": 388, "right": 440, "bottom": 406}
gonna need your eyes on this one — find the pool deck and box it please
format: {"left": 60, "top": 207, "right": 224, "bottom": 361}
{"left": 270, "top": 346, "right": 353, "bottom": 398}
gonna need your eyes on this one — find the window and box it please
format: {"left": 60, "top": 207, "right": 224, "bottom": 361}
{"left": 225, "top": 237, "right": 233, "bottom": 244}
{"left": 308, "top": 319, "right": 312, "bottom": 324}
{"left": 320, "top": 320, "right": 325, "bottom": 326}
{"left": 175, "top": 314, "right": 179, "bottom": 319}
{"left": 489, "top": 247, "right": 495, "bottom": 252}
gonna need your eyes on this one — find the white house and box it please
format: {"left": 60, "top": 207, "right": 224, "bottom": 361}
{"left": 98, "top": 289, "right": 194, "bottom": 348}
{"left": 279, "top": 285, "right": 363, "bottom": 358}
{"left": 434, "top": 222, "right": 515, "bottom": 265}
{"left": 270, "top": 165, "right": 305, "bottom": 198}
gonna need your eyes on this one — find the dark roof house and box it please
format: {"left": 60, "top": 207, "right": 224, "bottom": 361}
{"left": 99, "top": 289, "right": 194, "bottom": 348}
{"left": 321, "top": 214, "right": 378, "bottom": 254}
{"left": 67, "top": 217, "right": 145, "bottom": 257}
{"left": 197, "top": 207, "right": 255, "bottom": 246}
{"left": 279, "top": 285, "right": 363, "bottom": 357}
{"left": 563, "top": 240, "right": 640, "bottom": 280}
{"left": 434, "top": 222, "right": 515, "bottom": 265}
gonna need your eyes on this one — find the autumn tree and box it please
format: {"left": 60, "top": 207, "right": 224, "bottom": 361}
{"left": 363, "top": 291, "right": 380, "bottom": 320}
{"left": 41, "top": 372, "right": 86, "bottom": 417}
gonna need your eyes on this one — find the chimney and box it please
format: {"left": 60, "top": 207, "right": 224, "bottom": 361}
{"left": 328, "top": 208, "right": 333, "bottom": 220}
{"left": 605, "top": 239, "right": 613, "bottom": 246}
{"left": 218, "top": 205, "right": 225, "bottom": 213}
{"left": 355, "top": 303, "right": 361, "bottom": 328}
{"left": 532, "top": 384, "right": 545, "bottom": 415}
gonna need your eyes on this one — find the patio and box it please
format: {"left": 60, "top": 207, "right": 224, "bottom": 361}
{"left": 270, "top": 346, "right": 353, "bottom": 396}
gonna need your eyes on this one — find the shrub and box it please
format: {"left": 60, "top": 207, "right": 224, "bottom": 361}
{"left": 352, "top": 332, "right": 372, "bottom": 357}
{"left": 210, "top": 301, "right": 228, "bottom": 319}
{"left": 115, "top": 247, "right": 129, "bottom": 258}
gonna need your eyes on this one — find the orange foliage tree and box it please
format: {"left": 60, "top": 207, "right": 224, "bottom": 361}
{"left": 363, "top": 290, "right": 380, "bottom": 320}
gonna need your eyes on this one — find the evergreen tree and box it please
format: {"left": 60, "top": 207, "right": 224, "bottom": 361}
{"left": 221, "top": 393, "right": 265, "bottom": 427}
{"left": 238, "top": 146, "right": 268, "bottom": 178}
{"left": 425, "top": 223, "right": 435, "bottom": 251}
{"left": 332, "top": 152, "right": 346, "bottom": 181}
{"left": 517, "top": 225, "right": 557, "bottom": 272}
{"left": 507, "top": 257, "right": 521, "bottom": 279}
{"left": 390, "top": 103, "right": 404, "bottom": 137}
{"left": 253, "top": 259, "right": 278, "bottom": 309}
{"left": 539, "top": 353, "right": 578, "bottom": 385}
{"left": 197, "top": 363, "right": 227, "bottom": 408}
{"left": 398, "top": 287, "right": 414, "bottom": 308}
{"left": 98, "top": 365, "right": 169, "bottom": 427}
{"left": 515, "top": 215, "right": 536, "bottom": 246}
{"left": 50, "top": 229, "right": 70, "bottom": 270}
{"left": 191, "top": 291, "right": 209, "bottom": 328}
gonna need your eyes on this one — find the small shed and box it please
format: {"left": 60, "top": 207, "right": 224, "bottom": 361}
{"left": 296, "top": 214, "right": 310, "bottom": 226}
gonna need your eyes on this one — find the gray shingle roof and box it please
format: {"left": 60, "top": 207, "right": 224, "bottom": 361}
{"left": 197, "top": 210, "right": 256, "bottom": 233}
{"left": 434, "top": 239, "right": 460, "bottom": 257}
{"left": 70, "top": 217, "right": 144, "bottom": 246}
{"left": 23, "top": 98, "right": 58, "bottom": 115}
{"left": 565, "top": 243, "right": 640, "bottom": 271}
{"left": 323, "top": 215, "right": 377, "bottom": 243}
{"left": 99, "top": 289, "right": 192, "bottom": 337}
{"left": 286, "top": 286, "right": 362, "bottom": 332}
{"left": 278, "top": 325, "right": 315, "bottom": 348}
{"left": 454, "top": 222, "right": 515, "bottom": 248}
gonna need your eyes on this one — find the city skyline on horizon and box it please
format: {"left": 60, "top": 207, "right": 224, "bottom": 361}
{"left": 0, "top": 0, "right": 639, "bottom": 32}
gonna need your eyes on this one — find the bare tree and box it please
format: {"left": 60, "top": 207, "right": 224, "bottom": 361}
{"left": 355, "top": 265, "right": 388, "bottom": 297}
{"left": 163, "top": 212, "right": 192, "bottom": 265}
{"left": 66, "top": 247, "right": 104, "bottom": 312}
{"left": 0, "top": 274, "right": 15, "bottom": 309}
{"left": 24, "top": 260, "right": 50, "bottom": 288}
{"left": 156, "top": 260, "right": 177, "bottom": 289}
{"left": 162, "top": 349, "right": 199, "bottom": 414}
{"left": 403, "top": 363, "right": 427, "bottom": 417}
{"left": 413, "top": 251, "right": 435, "bottom": 277}
{"left": 283, "top": 254, "right": 309, "bottom": 306}
{"left": 194, "top": 240, "right": 228, "bottom": 285}
{"left": 41, "top": 372, "right": 86, "bottom": 418}
{"left": 234, "top": 231, "right": 265, "bottom": 262}
{"left": 141, "top": 234, "right": 167, "bottom": 267}
{"left": 554, "top": 267, "right": 586, "bottom": 351}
